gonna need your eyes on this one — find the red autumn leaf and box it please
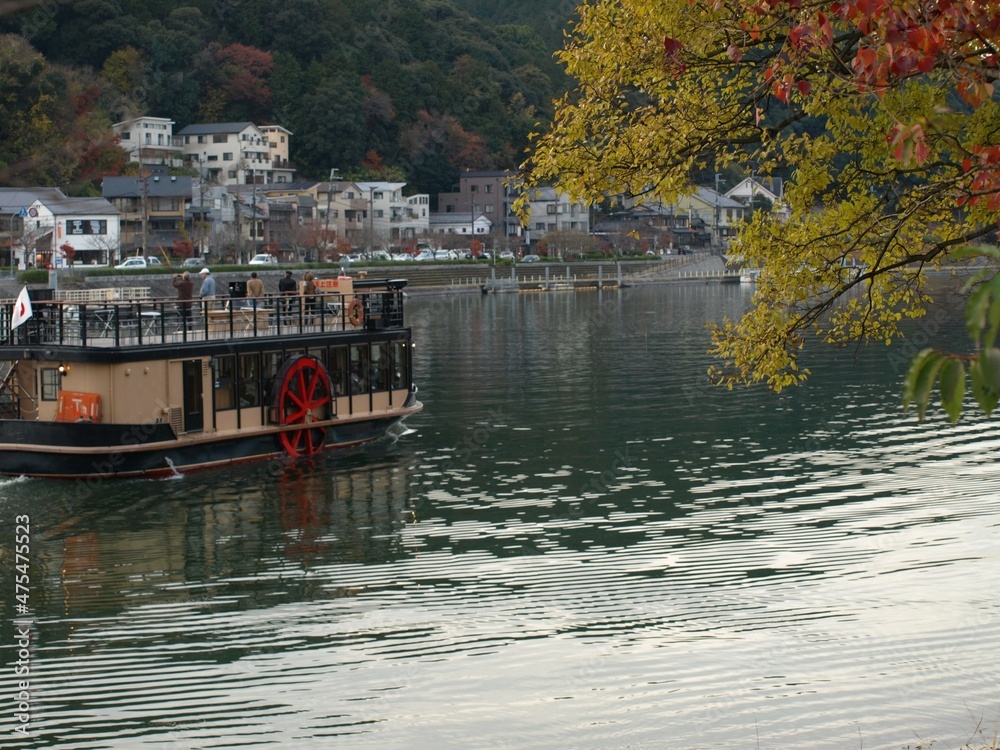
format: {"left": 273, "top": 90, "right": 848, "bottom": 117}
{"left": 797, "top": 79, "right": 813, "bottom": 96}
{"left": 727, "top": 44, "right": 743, "bottom": 63}
{"left": 664, "top": 37, "right": 683, "bottom": 56}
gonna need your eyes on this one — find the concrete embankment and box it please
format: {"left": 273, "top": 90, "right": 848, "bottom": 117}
{"left": 0, "top": 254, "right": 736, "bottom": 301}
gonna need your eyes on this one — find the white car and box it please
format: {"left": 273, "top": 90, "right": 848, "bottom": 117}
{"left": 114, "top": 256, "right": 162, "bottom": 270}
{"left": 248, "top": 254, "right": 278, "bottom": 265}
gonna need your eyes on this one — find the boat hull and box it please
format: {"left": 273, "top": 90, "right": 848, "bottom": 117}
{"left": 0, "top": 406, "right": 420, "bottom": 479}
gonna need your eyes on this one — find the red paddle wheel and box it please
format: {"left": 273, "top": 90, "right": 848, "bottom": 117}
{"left": 273, "top": 355, "right": 333, "bottom": 457}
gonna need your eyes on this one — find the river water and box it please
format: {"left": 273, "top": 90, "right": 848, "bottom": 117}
{"left": 1, "top": 282, "right": 998, "bottom": 749}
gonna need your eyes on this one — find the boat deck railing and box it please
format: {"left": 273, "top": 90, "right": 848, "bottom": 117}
{"left": 0, "top": 281, "right": 407, "bottom": 349}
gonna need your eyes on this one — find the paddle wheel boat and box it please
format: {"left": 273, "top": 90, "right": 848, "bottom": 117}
{"left": 0, "top": 276, "right": 421, "bottom": 478}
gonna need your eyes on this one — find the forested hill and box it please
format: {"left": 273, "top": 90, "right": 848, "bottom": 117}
{"left": 0, "top": 0, "right": 577, "bottom": 197}
{"left": 455, "top": 0, "right": 583, "bottom": 48}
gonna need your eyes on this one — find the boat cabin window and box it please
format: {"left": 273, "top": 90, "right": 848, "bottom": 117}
{"left": 214, "top": 355, "right": 236, "bottom": 411}
{"left": 330, "top": 346, "right": 348, "bottom": 396}
{"left": 349, "top": 344, "right": 369, "bottom": 395}
{"left": 239, "top": 353, "right": 261, "bottom": 407}
{"left": 40, "top": 368, "right": 61, "bottom": 401}
{"left": 371, "top": 342, "right": 389, "bottom": 392}
{"left": 390, "top": 341, "right": 407, "bottom": 390}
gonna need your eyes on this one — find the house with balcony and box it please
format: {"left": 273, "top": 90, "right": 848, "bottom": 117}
{"left": 178, "top": 122, "right": 291, "bottom": 186}
{"left": 13, "top": 190, "right": 120, "bottom": 268}
{"left": 102, "top": 170, "right": 193, "bottom": 260}
{"left": 356, "top": 182, "right": 430, "bottom": 246}
{"left": 112, "top": 116, "right": 185, "bottom": 168}
{"left": 521, "top": 186, "right": 591, "bottom": 245}
{"left": 259, "top": 125, "right": 296, "bottom": 183}
{"left": 313, "top": 181, "right": 372, "bottom": 249}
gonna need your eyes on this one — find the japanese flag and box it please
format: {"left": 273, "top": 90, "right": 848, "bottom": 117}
{"left": 11, "top": 286, "right": 32, "bottom": 329}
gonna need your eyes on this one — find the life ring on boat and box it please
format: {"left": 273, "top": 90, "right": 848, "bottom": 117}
{"left": 272, "top": 355, "right": 332, "bottom": 457}
{"left": 346, "top": 297, "right": 364, "bottom": 327}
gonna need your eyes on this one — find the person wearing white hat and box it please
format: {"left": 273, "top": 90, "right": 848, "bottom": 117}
{"left": 199, "top": 267, "right": 217, "bottom": 305}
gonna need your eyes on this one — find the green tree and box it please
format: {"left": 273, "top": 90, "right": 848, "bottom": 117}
{"left": 523, "top": 0, "right": 1000, "bottom": 420}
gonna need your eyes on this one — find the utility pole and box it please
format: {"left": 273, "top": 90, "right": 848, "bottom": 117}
{"left": 139, "top": 145, "right": 148, "bottom": 257}
{"left": 714, "top": 172, "right": 721, "bottom": 249}
{"left": 325, "top": 167, "right": 339, "bottom": 256}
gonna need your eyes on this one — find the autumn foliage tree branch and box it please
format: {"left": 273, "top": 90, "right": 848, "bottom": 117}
{"left": 522, "top": 0, "right": 1000, "bottom": 419}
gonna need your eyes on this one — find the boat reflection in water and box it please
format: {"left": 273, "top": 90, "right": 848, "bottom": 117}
{"left": 38, "top": 454, "right": 417, "bottom": 626}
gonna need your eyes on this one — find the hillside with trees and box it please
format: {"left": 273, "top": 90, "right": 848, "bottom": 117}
{"left": 0, "top": 0, "right": 575, "bottom": 198}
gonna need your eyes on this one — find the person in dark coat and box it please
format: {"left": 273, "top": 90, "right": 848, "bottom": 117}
{"left": 173, "top": 271, "right": 194, "bottom": 326}
{"left": 278, "top": 270, "right": 297, "bottom": 315}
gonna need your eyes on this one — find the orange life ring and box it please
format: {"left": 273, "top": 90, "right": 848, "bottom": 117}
{"left": 347, "top": 297, "right": 364, "bottom": 326}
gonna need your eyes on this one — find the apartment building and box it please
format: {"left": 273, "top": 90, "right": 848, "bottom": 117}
{"left": 522, "top": 186, "right": 591, "bottom": 243}
{"left": 177, "top": 122, "right": 294, "bottom": 186}
{"left": 113, "top": 116, "right": 185, "bottom": 168}
{"left": 437, "top": 170, "right": 522, "bottom": 238}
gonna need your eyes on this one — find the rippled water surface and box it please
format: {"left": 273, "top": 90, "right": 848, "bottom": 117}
{"left": 2, "top": 284, "right": 998, "bottom": 749}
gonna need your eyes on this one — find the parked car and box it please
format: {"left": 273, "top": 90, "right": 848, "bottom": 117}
{"left": 521, "top": 254, "right": 541, "bottom": 263}
{"left": 499, "top": 250, "right": 515, "bottom": 260}
{"left": 415, "top": 250, "right": 436, "bottom": 261}
{"left": 114, "top": 256, "right": 162, "bottom": 270}
{"left": 249, "top": 253, "right": 278, "bottom": 265}
{"left": 182, "top": 257, "right": 203, "bottom": 268}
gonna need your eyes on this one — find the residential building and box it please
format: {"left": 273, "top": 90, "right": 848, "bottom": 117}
{"left": 428, "top": 212, "right": 493, "bottom": 237}
{"left": 726, "top": 176, "right": 790, "bottom": 222}
{"left": 177, "top": 122, "right": 294, "bottom": 185}
{"left": 259, "top": 125, "right": 296, "bottom": 183}
{"left": 522, "top": 186, "right": 591, "bottom": 244}
{"left": 316, "top": 181, "right": 370, "bottom": 247}
{"left": 102, "top": 170, "right": 194, "bottom": 259}
{"left": 356, "top": 182, "right": 430, "bottom": 246}
{"left": 8, "top": 189, "right": 120, "bottom": 268}
{"left": 187, "top": 184, "right": 237, "bottom": 261}
{"left": 609, "top": 186, "right": 749, "bottom": 248}
{"left": 112, "top": 116, "right": 185, "bottom": 168}
{"left": 228, "top": 185, "right": 270, "bottom": 258}
{"left": 437, "top": 170, "right": 523, "bottom": 239}
{"left": 0, "top": 188, "right": 64, "bottom": 267}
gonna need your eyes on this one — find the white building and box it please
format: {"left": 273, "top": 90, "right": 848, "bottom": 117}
{"left": 17, "top": 193, "right": 120, "bottom": 268}
{"left": 112, "top": 116, "right": 185, "bottom": 168}
{"left": 259, "top": 125, "right": 296, "bottom": 184}
{"left": 356, "top": 182, "right": 431, "bottom": 245}
{"left": 522, "top": 186, "right": 590, "bottom": 244}
{"left": 177, "top": 122, "right": 295, "bottom": 186}
{"left": 725, "top": 177, "right": 790, "bottom": 221}
{"left": 428, "top": 212, "right": 493, "bottom": 237}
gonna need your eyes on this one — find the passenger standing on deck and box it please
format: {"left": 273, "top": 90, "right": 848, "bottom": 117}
{"left": 173, "top": 271, "right": 194, "bottom": 324}
{"left": 302, "top": 271, "right": 317, "bottom": 317}
{"left": 247, "top": 271, "right": 265, "bottom": 298}
{"left": 247, "top": 271, "right": 265, "bottom": 310}
{"left": 199, "top": 268, "right": 216, "bottom": 309}
{"left": 278, "top": 270, "right": 297, "bottom": 316}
